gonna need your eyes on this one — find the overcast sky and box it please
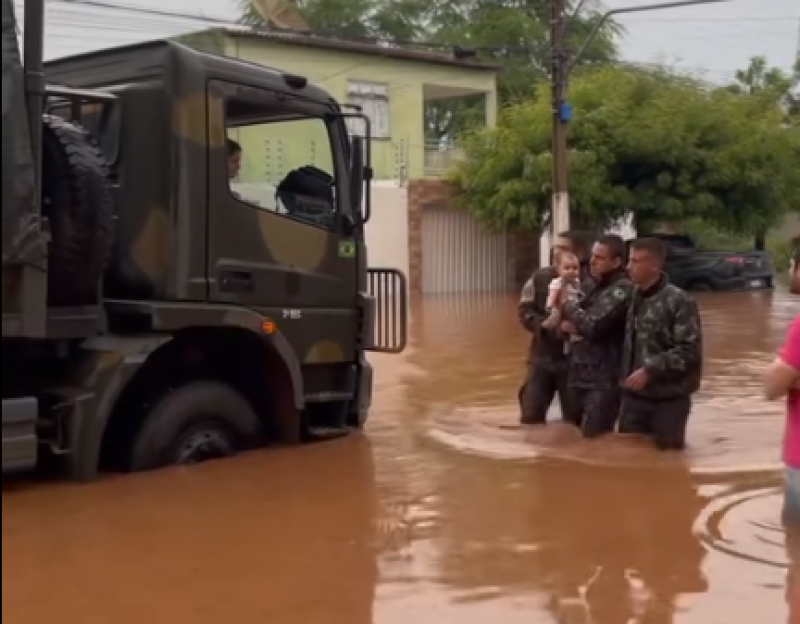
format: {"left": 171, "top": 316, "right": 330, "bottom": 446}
{"left": 17, "top": 0, "right": 800, "bottom": 83}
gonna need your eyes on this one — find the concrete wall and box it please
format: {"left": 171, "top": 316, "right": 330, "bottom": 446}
{"left": 364, "top": 181, "right": 409, "bottom": 276}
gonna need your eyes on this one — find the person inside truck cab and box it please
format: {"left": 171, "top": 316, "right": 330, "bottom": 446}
{"left": 227, "top": 138, "right": 242, "bottom": 180}
{"left": 228, "top": 138, "right": 264, "bottom": 208}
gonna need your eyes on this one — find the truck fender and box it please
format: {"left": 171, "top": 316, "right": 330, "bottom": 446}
{"left": 255, "top": 329, "right": 305, "bottom": 410}
{"left": 68, "top": 336, "right": 172, "bottom": 482}
{"left": 67, "top": 328, "right": 307, "bottom": 481}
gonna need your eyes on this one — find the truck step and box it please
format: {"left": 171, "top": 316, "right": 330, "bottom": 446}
{"left": 2, "top": 397, "right": 39, "bottom": 473}
{"left": 303, "top": 391, "right": 353, "bottom": 403}
{"left": 304, "top": 425, "right": 353, "bottom": 441}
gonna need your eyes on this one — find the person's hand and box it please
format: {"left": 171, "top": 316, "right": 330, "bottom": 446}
{"left": 560, "top": 320, "right": 577, "bottom": 335}
{"left": 542, "top": 311, "right": 561, "bottom": 329}
{"left": 623, "top": 368, "right": 650, "bottom": 391}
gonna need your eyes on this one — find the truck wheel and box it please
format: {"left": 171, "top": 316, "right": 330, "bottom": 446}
{"left": 128, "top": 382, "right": 263, "bottom": 472}
{"left": 42, "top": 115, "right": 115, "bottom": 306}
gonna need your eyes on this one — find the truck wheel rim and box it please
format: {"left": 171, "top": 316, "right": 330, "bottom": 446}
{"left": 175, "top": 426, "right": 235, "bottom": 465}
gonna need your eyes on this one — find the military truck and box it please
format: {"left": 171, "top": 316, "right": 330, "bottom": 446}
{"left": 1, "top": 0, "right": 406, "bottom": 481}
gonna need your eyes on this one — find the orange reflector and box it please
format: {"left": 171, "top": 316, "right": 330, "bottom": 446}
{"left": 261, "top": 318, "right": 276, "bottom": 334}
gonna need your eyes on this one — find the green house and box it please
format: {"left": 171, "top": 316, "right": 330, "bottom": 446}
{"left": 179, "top": 27, "right": 499, "bottom": 182}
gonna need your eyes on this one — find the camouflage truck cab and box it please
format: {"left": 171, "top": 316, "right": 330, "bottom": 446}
{"left": 2, "top": 36, "right": 406, "bottom": 480}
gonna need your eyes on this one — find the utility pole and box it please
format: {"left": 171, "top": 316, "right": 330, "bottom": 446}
{"left": 549, "top": 0, "right": 570, "bottom": 238}
{"left": 546, "top": 0, "right": 731, "bottom": 238}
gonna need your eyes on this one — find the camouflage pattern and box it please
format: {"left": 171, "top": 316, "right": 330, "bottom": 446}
{"left": 562, "top": 268, "right": 632, "bottom": 389}
{"left": 618, "top": 394, "right": 692, "bottom": 451}
{"left": 44, "top": 43, "right": 364, "bottom": 360}
{"left": 63, "top": 336, "right": 171, "bottom": 481}
{"left": 518, "top": 266, "right": 568, "bottom": 369}
{"left": 36, "top": 41, "right": 395, "bottom": 426}
{"left": 517, "top": 266, "right": 573, "bottom": 424}
{"left": 518, "top": 365, "right": 578, "bottom": 426}
{"left": 620, "top": 273, "right": 703, "bottom": 401}
{"left": 569, "top": 387, "right": 621, "bottom": 438}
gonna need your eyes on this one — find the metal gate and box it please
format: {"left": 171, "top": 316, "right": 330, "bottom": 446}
{"left": 365, "top": 268, "right": 408, "bottom": 353}
{"left": 421, "top": 208, "right": 507, "bottom": 294}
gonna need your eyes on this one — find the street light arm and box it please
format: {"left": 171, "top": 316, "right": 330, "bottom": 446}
{"left": 565, "top": 0, "right": 731, "bottom": 74}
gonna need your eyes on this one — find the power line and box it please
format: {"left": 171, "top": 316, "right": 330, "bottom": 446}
{"left": 16, "top": 1, "right": 795, "bottom": 77}
{"left": 23, "top": 0, "right": 800, "bottom": 32}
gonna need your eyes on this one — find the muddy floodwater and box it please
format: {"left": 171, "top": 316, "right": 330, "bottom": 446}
{"left": 3, "top": 290, "right": 799, "bottom": 623}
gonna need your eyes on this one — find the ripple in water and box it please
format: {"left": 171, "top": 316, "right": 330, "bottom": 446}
{"left": 693, "top": 482, "right": 789, "bottom": 569}
{"left": 426, "top": 399, "right": 782, "bottom": 475}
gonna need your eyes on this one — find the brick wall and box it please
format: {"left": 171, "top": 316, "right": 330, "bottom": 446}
{"left": 406, "top": 179, "right": 540, "bottom": 297}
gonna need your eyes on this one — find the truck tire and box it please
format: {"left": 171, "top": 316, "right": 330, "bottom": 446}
{"left": 42, "top": 115, "right": 114, "bottom": 306}
{"left": 128, "top": 381, "right": 264, "bottom": 472}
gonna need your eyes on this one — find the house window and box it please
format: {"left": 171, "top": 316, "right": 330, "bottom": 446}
{"left": 347, "top": 81, "right": 390, "bottom": 139}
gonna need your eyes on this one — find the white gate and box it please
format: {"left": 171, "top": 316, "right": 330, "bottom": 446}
{"left": 421, "top": 208, "right": 507, "bottom": 294}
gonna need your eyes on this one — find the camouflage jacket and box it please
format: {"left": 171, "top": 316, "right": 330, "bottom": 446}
{"left": 621, "top": 274, "right": 703, "bottom": 400}
{"left": 562, "top": 268, "right": 633, "bottom": 389}
{"left": 518, "top": 266, "right": 567, "bottom": 369}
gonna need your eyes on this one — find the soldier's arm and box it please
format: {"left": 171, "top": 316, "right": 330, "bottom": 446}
{"left": 644, "top": 294, "right": 703, "bottom": 376}
{"left": 562, "top": 283, "right": 631, "bottom": 339}
{"left": 518, "top": 273, "right": 549, "bottom": 334}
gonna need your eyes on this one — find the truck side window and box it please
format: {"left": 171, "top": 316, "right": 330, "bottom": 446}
{"left": 225, "top": 99, "right": 337, "bottom": 229}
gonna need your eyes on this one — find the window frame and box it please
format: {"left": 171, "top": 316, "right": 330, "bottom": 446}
{"left": 346, "top": 80, "right": 390, "bottom": 140}
{"left": 216, "top": 79, "right": 350, "bottom": 231}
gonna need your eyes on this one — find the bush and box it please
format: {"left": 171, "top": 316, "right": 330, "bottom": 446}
{"left": 770, "top": 238, "right": 794, "bottom": 273}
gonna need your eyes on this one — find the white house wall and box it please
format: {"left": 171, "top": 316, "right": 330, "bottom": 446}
{"left": 364, "top": 181, "right": 409, "bottom": 276}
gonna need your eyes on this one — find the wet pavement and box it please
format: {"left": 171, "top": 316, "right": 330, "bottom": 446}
{"left": 3, "top": 289, "right": 799, "bottom": 623}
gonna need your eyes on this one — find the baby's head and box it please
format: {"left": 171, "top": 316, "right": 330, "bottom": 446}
{"left": 555, "top": 251, "right": 580, "bottom": 282}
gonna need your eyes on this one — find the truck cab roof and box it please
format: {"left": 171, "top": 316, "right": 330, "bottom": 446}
{"left": 44, "top": 39, "right": 335, "bottom": 106}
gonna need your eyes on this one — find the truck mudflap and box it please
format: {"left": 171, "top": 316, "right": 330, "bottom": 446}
{"left": 2, "top": 397, "right": 38, "bottom": 473}
{"left": 363, "top": 268, "right": 408, "bottom": 353}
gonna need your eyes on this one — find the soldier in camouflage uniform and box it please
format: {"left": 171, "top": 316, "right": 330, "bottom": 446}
{"left": 560, "top": 234, "right": 633, "bottom": 437}
{"left": 517, "top": 231, "right": 592, "bottom": 425}
{"left": 618, "top": 237, "right": 703, "bottom": 450}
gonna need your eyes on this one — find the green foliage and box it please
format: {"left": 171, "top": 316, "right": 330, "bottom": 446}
{"left": 769, "top": 238, "right": 794, "bottom": 273}
{"left": 725, "top": 55, "right": 800, "bottom": 124}
{"left": 426, "top": 0, "right": 620, "bottom": 102}
{"left": 450, "top": 64, "right": 800, "bottom": 235}
{"left": 238, "top": 0, "right": 429, "bottom": 41}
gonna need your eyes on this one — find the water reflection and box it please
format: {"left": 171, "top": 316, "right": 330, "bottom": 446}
{"left": 2, "top": 438, "right": 379, "bottom": 624}
{"left": 787, "top": 528, "right": 800, "bottom": 622}
{"left": 428, "top": 459, "right": 706, "bottom": 623}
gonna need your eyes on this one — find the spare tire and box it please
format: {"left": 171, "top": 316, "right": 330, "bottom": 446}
{"left": 41, "top": 115, "right": 114, "bottom": 306}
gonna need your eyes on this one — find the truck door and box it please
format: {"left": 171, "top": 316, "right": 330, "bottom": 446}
{"left": 205, "top": 80, "right": 359, "bottom": 367}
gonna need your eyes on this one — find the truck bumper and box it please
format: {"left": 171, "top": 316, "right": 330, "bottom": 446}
{"left": 2, "top": 397, "right": 38, "bottom": 474}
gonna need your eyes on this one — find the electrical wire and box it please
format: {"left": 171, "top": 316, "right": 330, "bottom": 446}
{"left": 12, "top": 0, "right": 796, "bottom": 78}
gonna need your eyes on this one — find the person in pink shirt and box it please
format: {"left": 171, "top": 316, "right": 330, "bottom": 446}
{"left": 765, "top": 244, "right": 800, "bottom": 525}
{"left": 765, "top": 244, "right": 800, "bottom": 621}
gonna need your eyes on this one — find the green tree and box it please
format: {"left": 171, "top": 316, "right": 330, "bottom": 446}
{"left": 449, "top": 65, "right": 800, "bottom": 235}
{"left": 238, "top": 0, "right": 428, "bottom": 41}
{"left": 726, "top": 56, "right": 800, "bottom": 247}
{"left": 727, "top": 55, "right": 799, "bottom": 123}
{"left": 428, "top": 0, "right": 620, "bottom": 103}
{"left": 421, "top": 0, "right": 620, "bottom": 140}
